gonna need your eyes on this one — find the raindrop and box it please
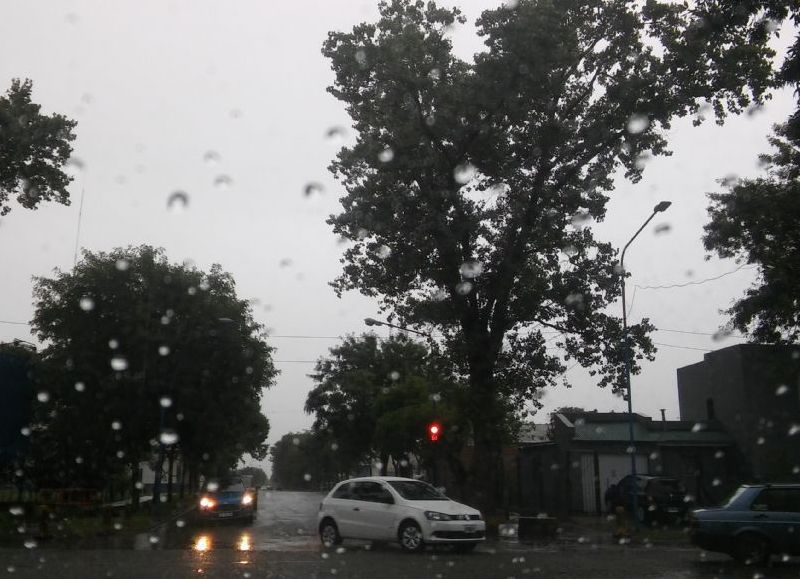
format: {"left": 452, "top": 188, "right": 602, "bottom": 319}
{"left": 712, "top": 478, "right": 721, "bottom": 487}
{"left": 634, "top": 153, "right": 651, "bottom": 170}
{"left": 355, "top": 50, "right": 367, "bottom": 66}
{"left": 167, "top": 191, "right": 189, "bottom": 212}
{"left": 432, "top": 288, "right": 448, "bottom": 302}
{"left": 8, "top": 506, "right": 24, "bottom": 516}
{"left": 108, "top": 339, "right": 119, "bottom": 350}
{"left": 116, "top": 451, "right": 125, "bottom": 459}
{"left": 279, "top": 258, "right": 293, "bottom": 268}
{"left": 207, "top": 481, "right": 219, "bottom": 492}
{"left": 757, "top": 436, "right": 765, "bottom": 445}
{"left": 149, "top": 535, "right": 159, "bottom": 544}
{"left": 388, "top": 370, "right": 400, "bottom": 381}
{"left": 36, "top": 391, "right": 50, "bottom": 403}
{"left": 113, "top": 522, "right": 123, "bottom": 531}
{"left": 562, "top": 244, "right": 578, "bottom": 257}
{"left": 198, "top": 280, "right": 210, "bottom": 291}
{"left": 303, "top": 473, "right": 312, "bottom": 482}
{"left": 229, "top": 108, "right": 243, "bottom": 119}
{"left": 74, "top": 381, "right": 85, "bottom": 392}
{"left": 79, "top": 296, "right": 95, "bottom": 311}
{"left": 292, "top": 437, "right": 300, "bottom": 446}
{"left": 110, "top": 357, "right": 128, "bottom": 371}
{"left": 453, "top": 163, "right": 476, "bottom": 184}
{"left": 203, "top": 150, "right": 220, "bottom": 165}
{"left": 176, "top": 519, "right": 185, "bottom": 528}
{"left": 335, "top": 547, "right": 346, "bottom": 554}
{"left": 746, "top": 103, "right": 765, "bottom": 117}
{"left": 571, "top": 210, "right": 592, "bottom": 229}
{"left": 187, "top": 286, "right": 197, "bottom": 296}
{"left": 459, "top": 261, "right": 483, "bottom": 279}
{"left": 720, "top": 174, "right": 739, "bottom": 187}
{"left": 356, "top": 228, "right": 369, "bottom": 240}
{"left": 455, "top": 281, "right": 473, "bottom": 296}
{"left": 565, "top": 293, "right": 584, "bottom": 308}
{"left": 378, "top": 148, "right": 394, "bottom": 163}
{"left": 789, "top": 424, "right": 800, "bottom": 436}
{"left": 428, "top": 68, "right": 441, "bottom": 81}
{"left": 135, "top": 482, "right": 144, "bottom": 490}
{"left": 111, "top": 421, "right": 122, "bottom": 431}
{"left": 304, "top": 182, "right": 324, "bottom": 197}
{"left": 213, "top": 175, "right": 232, "bottom": 190}
{"left": 653, "top": 223, "right": 671, "bottom": 235}
{"left": 626, "top": 114, "right": 650, "bottom": 134}
{"left": 115, "top": 258, "right": 130, "bottom": 271}
{"left": 325, "top": 126, "right": 347, "bottom": 139}
{"left": 20, "top": 427, "right": 30, "bottom": 437}
{"left": 65, "top": 156, "right": 85, "bottom": 174}
{"left": 159, "top": 396, "right": 172, "bottom": 408}
{"left": 714, "top": 450, "right": 725, "bottom": 459}
{"left": 75, "top": 456, "right": 83, "bottom": 464}
{"left": 712, "top": 328, "right": 733, "bottom": 342}
{"left": 330, "top": 442, "right": 339, "bottom": 451}
{"left": 691, "top": 423, "right": 706, "bottom": 433}
{"left": 776, "top": 384, "right": 789, "bottom": 396}
{"left": 23, "top": 539, "right": 37, "bottom": 549}
{"left": 159, "top": 430, "right": 179, "bottom": 445}
{"left": 158, "top": 345, "right": 170, "bottom": 356}
{"left": 376, "top": 245, "right": 391, "bottom": 259}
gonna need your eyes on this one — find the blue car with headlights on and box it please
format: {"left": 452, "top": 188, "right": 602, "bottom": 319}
{"left": 690, "top": 483, "right": 800, "bottom": 565}
{"left": 197, "top": 479, "right": 257, "bottom": 523}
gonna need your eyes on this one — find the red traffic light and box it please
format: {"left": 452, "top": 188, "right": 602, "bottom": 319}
{"left": 427, "top": 422, "right": 441, "bottom": 442}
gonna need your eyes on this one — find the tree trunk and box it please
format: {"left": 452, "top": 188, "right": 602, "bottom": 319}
{"left": 379, "top": 453, "right": 389, "bottom": 476}
{"left": 166, "top": 450, "right": 175, "bottom": 503}
{"left": 178, "top": 459, "right": 186, "bottom": 499}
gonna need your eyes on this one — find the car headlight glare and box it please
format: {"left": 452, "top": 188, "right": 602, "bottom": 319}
{"left": 199, "top": 496, "right": 216, "bottom": 509}
{"left": 424, "top": 511, "right": 452, "bottom": 521}
{"left": 242, "top": 493, "right": 254, "bottom": 506}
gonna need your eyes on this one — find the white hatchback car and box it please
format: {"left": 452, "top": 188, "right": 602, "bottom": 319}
{"left": 317, "top": 476, "right": 485, "bottom": 553}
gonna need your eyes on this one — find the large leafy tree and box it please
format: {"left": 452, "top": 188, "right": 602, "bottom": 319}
{"left": 306, "top": 334, "right": 455, "bottom": 476}
{"left": 323, "top": 0, "right": 777, "bottom": 507}
{"left": 269, "top": 431, "right": 346, "bottom": 490}
{"left": 0, "top": 79, "right": 77, "bottom": 216}
{"left": 702, "top": 2, "right": 800, "bottom": 343}
{"left": 29, "top": 246, "right": 276, "bottom": 493}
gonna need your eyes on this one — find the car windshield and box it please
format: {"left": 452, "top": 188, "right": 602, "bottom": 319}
{"left": 722, "top": 486, "right": 750, "bottom": 508}
{"left": 388, "top": 481, "right": 448, "bottom": 501}
{"left": 1, "top": 1, "right": 796, "bottom": 576}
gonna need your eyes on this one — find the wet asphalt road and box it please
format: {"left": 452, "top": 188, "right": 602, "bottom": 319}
{"left": 3, "top": 491, "right": 800, "bottom": 578}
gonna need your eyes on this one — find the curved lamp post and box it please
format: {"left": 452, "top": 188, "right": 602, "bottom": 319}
{"left": 620, "top": 200, "right": 671, "bottom": 528}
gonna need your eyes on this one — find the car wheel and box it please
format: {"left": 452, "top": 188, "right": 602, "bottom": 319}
{"left": 319, "top": 519, "right": 342, "bottom": 548}
{"left": 735, "top": 533, "right": 770, "bottom": 566}
{"left": 398, "top": 521, "right": 424, "bottom": 553}
{"left": 453, "top": 543, "right": 477, "bottom": 553}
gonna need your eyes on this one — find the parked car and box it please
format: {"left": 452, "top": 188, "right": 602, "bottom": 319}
{"left": 690, "top": 483, "right": 800, "bottom": 565}
{"left": 197, "top": 479, "right": 256, "bottom": 523}
{"left": 607, "top": 475, "right": 691, "bottom": 523}
{"left": 317, "top": 476, "right": 485, "bottom": 553}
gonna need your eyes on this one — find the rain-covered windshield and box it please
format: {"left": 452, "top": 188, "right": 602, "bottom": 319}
{"left": 388, "top": 481, "right": 448, "bottom": 501}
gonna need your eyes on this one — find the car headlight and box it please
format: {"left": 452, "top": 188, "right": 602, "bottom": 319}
{"left": 241, "top": 493, "right": 254, "bottom": 506}
{"left": 424, "top": 511, "right": 453, "bottom": 521}
{"left": 199, "top": 496, "right": 216, "bottom": 509}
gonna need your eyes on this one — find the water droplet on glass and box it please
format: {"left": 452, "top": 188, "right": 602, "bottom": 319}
{"left": 428, "top": 68, "right": 441, "bottom": 81}
{"left": 691, "top": 423, "right": 705, "bottom": 433}
{"left": 776, "top": 384, "right": 789, "bottom": 396}
{"left": 720, "top": 174, "right": 739, "bottom": 187}
{"left": 176, "top": 519, "right": 185, "bottom": 528}
{"left": 565, "top": 293, "right": 584, "bottom": 308}
{"left": 20, "top": 427, "right": 30, "bottom": 437}
{"left": 571, "top": 210, "right": 592, "bottom": 229}
{"left": 789, "top": 424, "right": 800, "bottom": 436}
{"left": 203, "top": 150, "right": 220, "bottom": 165}
{"left": 74, "top": 381, "right": 85, "bottom": 392}
{"left": 714, "top": 450, "right": 725, "bottom": 459}
{"left": 65, "top": 156, "right": 85, "bottom": 175}
{"left": 159, "top": 396, "right": 172, "bottom": 408}
{"left": 36, "top": 391, "right": 49, "bottom": 403}
{"left": 455, "top": 281, "right": 473, "bottom": 296}
{"left": 113, "top": 522, "right": 123, "bottom": 531}
{"left": 115, "top": 258, "right": 130, "bottom": 271}
{"left": 634, "top": 153, "right": 651, "bottom": 170}
{"left": 213, "top": 175, "right": 232, "bottom": 190}
{"left": 626, "top": 114, "right": 650, "bottom": 134}
{"left": 108, "top": 339, "right": 119, "bottom": 350}
{"left": 326, "top": 126, "right": 347, "bottom": 140}
{"left": 23, "top": 539, "right": 37, "bottom": 549}
{"left": 712, "top": 478, "right": 721, "bottom": 487}
{"left": 454, "top": 163, "right": 476, "bottom": 184}
{"left": 378, "top": 148, "right": 394, "bottom": 163}
{"left": 376, "top": 245, "right": 391, "bottom": 259}
{"left": 330, "top": 442, "right": 339, "bottom": 451}
{"left": 712, "top": 328, "right": 733, "bottom": 342}
{"left": 149, "top": 535, "right": 159, "bottom": 544}
{"left": 167, "top": 191, "right": 189, "bottom": 212}
{"left": 75, "top": 456, "right": 83, "bottom": 464}
{"left": 304, "top": 182, "right": 324, "bottom": 197}
{"left": 111, "top": 421, "right": 122, "bottom": 431}
{"left": 432, "top": 288, "right": 448, "bottom": 302}
{"left": 757, "top": 436, "right": 765, "bottom": 445}
{"left": 303, "top": 473, "right": 312, "bottom": 482}
{"left": 335, "top": 547, "right": 346, "bottom": 554}
{"left": 355, "top": 50, "right": 367, "bottom": 66}
{"left": 79, "top": 296, "right": 95, "bottom": 311}
{"left": 229, "top": 108, "right": 243, "bottom": 119}
{"left": 653, "top": 223, "right": 671, "bottom": 235}
{"left": 110, "top": 357, "right": 128, "bottom": 371}
{"left": 160, "top": 430, "right": 179, "bottom": 445}
{"left": 9, "top": 506, "right": 24, "bottom": 516}
{"left": 116, "top": 450, "right": 125, "bottom": 458}
{"left": 459, "top": 261, "right": 483, "bottom": 279}
{"left": 388, "top": 370, "right": 400, "bottom": 381}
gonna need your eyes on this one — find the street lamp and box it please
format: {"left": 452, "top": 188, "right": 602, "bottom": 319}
{"left": 619, "top": 200, "right": 671, "bottom": 527}
{"left": 363, "top": 317, "right": 430, "bottom": 337}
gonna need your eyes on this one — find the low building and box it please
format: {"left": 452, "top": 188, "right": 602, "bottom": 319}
{"left": 517, "top": 411, "right": 736, "bottom": 515}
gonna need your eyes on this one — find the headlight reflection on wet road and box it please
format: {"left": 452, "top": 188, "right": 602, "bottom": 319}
{"left": 193, "top": 535, "right": 212, "bottom": 552}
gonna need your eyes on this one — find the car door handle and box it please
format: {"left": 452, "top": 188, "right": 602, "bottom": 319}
{"left": 353, "top": 507, "right": 360, "bottom": 511}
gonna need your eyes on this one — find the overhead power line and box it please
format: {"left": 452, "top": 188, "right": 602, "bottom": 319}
{"left": 653, "top": 342, "right": 712, "bottom": 352}
{"left": 635, "top": 264, "right": 754, "bottom": 290}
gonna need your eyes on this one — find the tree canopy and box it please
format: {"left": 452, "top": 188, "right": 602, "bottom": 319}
{"left": 323, "top": 0, "right": 778, "bottom": 505}
{"left": 28, "top": 245, "right": 276, "bottom": 489}
{"left": 0, "top": 79, "right": 77, "bottom": 216}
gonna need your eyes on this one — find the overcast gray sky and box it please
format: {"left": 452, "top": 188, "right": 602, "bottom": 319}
{"left": 0, "top": 1, "right": 794, "bottom": 471}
